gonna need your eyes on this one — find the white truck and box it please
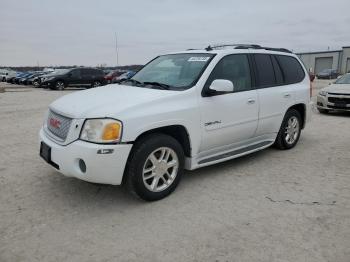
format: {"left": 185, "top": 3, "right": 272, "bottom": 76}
{"left": 39, "top": 44, "right": 311, "bottom": 201}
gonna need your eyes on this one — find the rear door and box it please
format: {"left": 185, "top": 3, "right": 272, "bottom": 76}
{"left": 254, "top": 54, "right": 305, "bottom": 136}
{"left": 80, "top": 68, "right": 93, "bottom": 85}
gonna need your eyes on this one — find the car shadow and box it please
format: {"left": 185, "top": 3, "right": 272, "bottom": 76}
{"left": 319, "top": 111, "right": 350, "bottom": 118}
{"left": 43, "top": 146, "right": 272, "bottom": 210}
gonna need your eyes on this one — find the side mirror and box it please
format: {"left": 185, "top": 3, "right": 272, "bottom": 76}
{"left": 207, "top": 79, "right": 234, "bottom": 96}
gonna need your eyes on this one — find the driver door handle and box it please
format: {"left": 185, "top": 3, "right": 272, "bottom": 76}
{"left": 247, "top": 98, "right": 256, "bottom": 104}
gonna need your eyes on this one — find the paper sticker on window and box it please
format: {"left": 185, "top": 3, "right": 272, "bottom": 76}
{"left": 188, "top": 57, "right": 210, "bottom": 62}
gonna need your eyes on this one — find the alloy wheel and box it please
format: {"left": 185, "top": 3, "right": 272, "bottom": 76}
{"left": 142, "top": 147, "right": 179, "bottom": 192}
{"left": 284, "top": 116, "right": 299, "bottom": 145}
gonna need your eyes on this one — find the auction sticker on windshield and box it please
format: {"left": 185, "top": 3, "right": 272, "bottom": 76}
{"left": 188, "top": 57, "right": 210, "bottom": 62}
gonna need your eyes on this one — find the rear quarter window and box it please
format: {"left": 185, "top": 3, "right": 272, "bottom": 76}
{"left": 275, "top": 55, "right": 305, "bottom": 84}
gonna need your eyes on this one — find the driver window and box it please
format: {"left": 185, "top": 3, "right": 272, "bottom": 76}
{"left": 206, "top": 54, "right": 252, "bottom": 92}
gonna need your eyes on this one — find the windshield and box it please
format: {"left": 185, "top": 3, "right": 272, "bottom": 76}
{"left": 335, "top": 74, "right": 350, "bottom": 84}
{"left": 131, "top": 53, "right": 214, "bottom": 90}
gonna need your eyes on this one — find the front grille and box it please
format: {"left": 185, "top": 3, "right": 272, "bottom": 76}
{"left": 47, "top": 110, "right": 72, "bottom": 140}
{"left": 328, "top": 97, "right": 350, "bottom": 104}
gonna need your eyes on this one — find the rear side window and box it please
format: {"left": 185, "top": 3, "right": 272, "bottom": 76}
{"left": 275, "top": 55, "right": 305, "bottom": 84}
{"left": 254, "top": 54, "right": 275, "bottom": 87}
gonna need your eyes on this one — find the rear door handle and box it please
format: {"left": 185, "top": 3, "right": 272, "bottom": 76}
{"left": 247, "top": 99, "right": 256, "bottom": 104}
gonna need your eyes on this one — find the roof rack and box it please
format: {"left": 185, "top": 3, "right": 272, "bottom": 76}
{"left": 204, "top": 44, "right": 292, "bottom": 53}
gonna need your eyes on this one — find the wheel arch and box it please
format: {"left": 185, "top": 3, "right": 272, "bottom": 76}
{"left": 131, "top": 125, "right": 192, "bottom": 158}
{"left": 287, "top": 103, "right": 306, "bottom": 129}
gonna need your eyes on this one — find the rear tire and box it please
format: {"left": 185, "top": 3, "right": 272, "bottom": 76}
{"left": 91, "top": 81, "right": 101, "bottom": 88}
{"left": 125, "top": 133, "right": 184, "bottom": 201}
{"left": 274, "top": 109, "right": 302, "bottom": 150}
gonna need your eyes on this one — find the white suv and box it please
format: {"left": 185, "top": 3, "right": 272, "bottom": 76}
{"left": 39, "top": 44, "right": 311, "bottom": 201}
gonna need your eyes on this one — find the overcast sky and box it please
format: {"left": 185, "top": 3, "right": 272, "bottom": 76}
{"left": 1, "top": 0, "right": 349, "bottom": 66}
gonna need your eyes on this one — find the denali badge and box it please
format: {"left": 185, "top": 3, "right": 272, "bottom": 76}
{"left": 49, "top": 118, "right": 61, "bottom": 129}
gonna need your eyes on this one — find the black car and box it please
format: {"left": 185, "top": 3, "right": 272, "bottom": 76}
{"left": 40, "top": 68, "right": 107, "bottom": 90}
{"left": 317, "top": 69, "right": 339, "bottom": 79}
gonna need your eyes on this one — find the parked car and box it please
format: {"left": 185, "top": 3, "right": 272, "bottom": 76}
{"left": 32, "top": 71, "right": 57, "bottom": 88}
{"left": 0, "top": 71, "right": 8, "bottom": 82}
{"left": 2, "top": 70, "right": 17, "bottom": 82}
{"left": 317, "top": 69, "right": 339, "bottom": 79}
{"left": 317, "top": 73, "right": 350, "bottom": 113}
{"left": 25, "top": 72, "right": 46, "bottom": 85}
{"left": 112, "top": 71, "right": 136, "bottom": 83}
{"left": 104, "top": 70, "right": 125, "bottom": 83}
{"left": 39, "top": 45, "right": 311, "bottom": 201}
{"left": 9, "top": 72, "right": 28, "bottom": 84}
{"left": 40, "top": 68, "right": 107, "bottom": 90}
{"left": 19, "top": 73, "right": 39, "bottom": 85}
{"left": 0, "top": 69, "right": 15, "bottom": 82}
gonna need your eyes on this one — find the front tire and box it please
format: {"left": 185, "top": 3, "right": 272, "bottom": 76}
{"left": 54, "top": 81, "right": 65, "bottom": 90}
{"left": 33, "top": 80, "right": 40, "bottom": 88}
{"left": 274, "top": 109, "right": 302, "bottom": 150}
{"left": 125, "top": 134, "right": 184, "bottom": 201}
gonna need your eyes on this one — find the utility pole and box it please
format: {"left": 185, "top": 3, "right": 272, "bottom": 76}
{"left": 115, "top": 32, "right": 119, "bottom": 67}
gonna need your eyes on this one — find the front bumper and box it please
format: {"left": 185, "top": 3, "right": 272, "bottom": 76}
{"left": 316, "top": 95, "right": 350, "bottom": 111}
{"left": 39, "top": 128, "right": 132, "bottom": 185}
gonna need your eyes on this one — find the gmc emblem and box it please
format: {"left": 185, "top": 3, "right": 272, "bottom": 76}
{"left": 49, "top": 118, "right": 61, "bottom": 129}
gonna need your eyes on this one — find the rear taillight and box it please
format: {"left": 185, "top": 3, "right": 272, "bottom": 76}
{"left": 310, "top": 81, "right": 312, "bottom": 98}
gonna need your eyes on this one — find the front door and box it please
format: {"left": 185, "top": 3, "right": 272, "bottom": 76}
{"left": 199, "top": 54, "right": 259, "bottom": 153}
{"left": 69, "top": 69, "right": 82, "bottom": 86}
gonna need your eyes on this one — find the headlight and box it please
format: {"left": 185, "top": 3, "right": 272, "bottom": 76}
{"left": 80, "top": 119, "right": 122, "bottom": 143}
{"left": 319, "top": 90, "right": 327, "bottom": 96}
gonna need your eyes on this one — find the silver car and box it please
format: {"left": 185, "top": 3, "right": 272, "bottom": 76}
{"left": 317, "top": 73, "right": 350, "bottom": 113}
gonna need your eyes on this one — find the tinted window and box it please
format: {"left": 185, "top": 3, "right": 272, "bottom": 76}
{"left": 276, "top": 55, "right": 305, "bottom": 84}
{"left": 81, "top": 68, "right": 95, "bottom": 76}
{"left": 271, "top": 55, "right": 284, "bottom": 85}
{"left": 254, "top": 54, "right": 275, "bottom": 87}
{"left": 70, "top": 69, "right": 80, "bottom": 77}
{"left": 205, "top": 54, "right": 251, "bottom": 92}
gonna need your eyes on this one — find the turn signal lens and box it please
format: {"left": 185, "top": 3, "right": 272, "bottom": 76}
{"left": 102, "top": 123, "right": 121, "bottom": 141}
{"left": 80, "top": 119, "right": 122, "bottom": 143}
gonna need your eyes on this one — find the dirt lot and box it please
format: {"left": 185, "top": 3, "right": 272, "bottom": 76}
{"left": 0, "top": 81, "right": 349, "bottom": 262}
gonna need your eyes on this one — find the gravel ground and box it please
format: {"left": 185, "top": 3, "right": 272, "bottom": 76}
{"left": 0, "top": 82, "right": 349, "bottom": 262}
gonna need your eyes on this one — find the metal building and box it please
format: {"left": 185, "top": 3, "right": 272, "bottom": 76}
{"left": 297, "top": 46, "right": 350, "bottom": 74}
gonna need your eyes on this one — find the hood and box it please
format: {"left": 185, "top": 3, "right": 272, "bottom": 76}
{"left": 49, "top": 84, "right": 179, "bottom": 119}
{"left": 322, "top": 84, "right": 350, "bottom": 94}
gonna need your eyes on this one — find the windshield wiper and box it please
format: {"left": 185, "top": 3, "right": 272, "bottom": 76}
{"left": 143, "top": 81, "right": 171, "bottom": 90}
{"left": 119, "top": 79, "right": 144, "bottom": 86}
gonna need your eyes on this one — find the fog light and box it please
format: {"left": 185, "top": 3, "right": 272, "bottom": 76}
{"left": 79, "top": 159, "right": 86, "bottom": 173}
